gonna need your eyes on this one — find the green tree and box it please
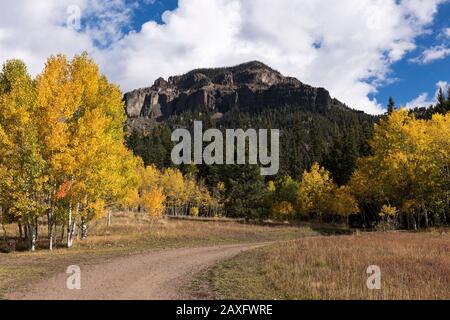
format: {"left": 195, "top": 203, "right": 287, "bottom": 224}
{"left": 222, "top": 165, "right": 268, "bottom": 220}
{"left": 277, "top": 175, "right": 298, "bottom": 205}
{"left": 387, "top": 97, "right": 395, "bottom": 114}
{"left": 447, "top": 87, "right": 450, "bottom": 111}
{"left": 324, "top": 130, "right": 359, "bottom": 186}
{"left": 435, "top": 87, "right": 447, "bottom": 115}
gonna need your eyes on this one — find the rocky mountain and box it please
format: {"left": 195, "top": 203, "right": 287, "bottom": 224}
{"left": 124, "top": 61, "right": 356, "bottom": 129}
{"left": 124, "top": 61, "right": 375, "bottom": 181}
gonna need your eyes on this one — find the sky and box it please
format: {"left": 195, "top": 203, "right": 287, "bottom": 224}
{"left": 0, "top": 0, "right": 449, "bottom": 115}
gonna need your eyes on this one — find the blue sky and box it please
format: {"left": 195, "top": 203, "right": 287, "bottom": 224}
{"left": 0, "top": 0, "right": 449, "bottom": 114}
{"left": 372, "top": 2, "right": 450, "bottom": 109}
{"left": 128, "top": 0, "right": 450, "bottom": 110}
{"left": 132, "top": 0, "right": 179, "bottom": 28}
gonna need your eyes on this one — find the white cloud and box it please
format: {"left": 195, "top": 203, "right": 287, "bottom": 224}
{"left": 436, "top": 80, "right": 449, "bottom": 92}
{"left": 445, "top": 28, "right": 450, "bottom": 37}
{"left": 82, "top": 0, "right": 137, "bottom": 47}
{"left": 0, "top": 0, "right": 446, "bottom": 115}
{"left": 0, "top": 0, "right": 135, "bottom": 73}
{"left": 410, "top": 45, "right": 450, "bottom": 64}
{"left": 0, "top": 0, "right": 95, "bottom": 76}
{"left": 406, "top": 80, "right": 449, "bottom": 109}
{"left": 410, "top": 25, "right": 450, "bottom": 65}
{"left": 406, "top": 92, "right": 433, "bottom": 109}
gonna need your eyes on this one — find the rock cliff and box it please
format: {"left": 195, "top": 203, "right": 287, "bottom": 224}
{"left": 124, "top": 61, "right": 348, "bottom": 124}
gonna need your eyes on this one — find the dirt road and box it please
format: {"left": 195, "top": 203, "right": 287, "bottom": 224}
{"left": 7, "top": 243, "right": 268, "bottom": 300}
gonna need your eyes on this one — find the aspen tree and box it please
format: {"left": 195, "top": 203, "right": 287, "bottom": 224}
{"left": 35, "top": 55, "right": 82, "bottom": 249}
{"left": 349, "top": 109, "right": 450, "bottom": 228}
{"left": 0, "top": 60, "right": 45, "bottom": 251}
{"left": 297, "top": 163, "right": 335, "bottom": 220}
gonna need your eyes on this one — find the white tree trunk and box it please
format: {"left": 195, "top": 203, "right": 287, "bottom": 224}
{"left": 67, "top": 220, "right": 77, "bottom": 248}
{"left": 68, "top": 202, "right": 81, "bottom": 248}
{"left": 49, "top": 224, "right": 54, "bottom": 251}
{"left": 28, "top": 222, "right": 36, "bottom": 252}
{"left": 81, "top": 219, "right": 88, "bottom": 240}
{"left": 67, "top": 213, "right": 72, "bottom": 248}
{"left": 48, "top": 209, "right": 54, "bottom": 251}
{"left": 67, "top": 205, "right": 74, "bottom": 248}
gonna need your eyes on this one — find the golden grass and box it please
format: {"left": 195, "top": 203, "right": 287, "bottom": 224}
{"left": 0, "top": 212, "right": 318, "bottom": 298}
{"left": 1, "top": 212, "right": 321, "bottom": 252}
{"left": 209, "top": 231, "right": 450, "bottom": 300}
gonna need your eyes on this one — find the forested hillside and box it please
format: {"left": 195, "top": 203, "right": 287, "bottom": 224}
{"left": 125, "top": 62, "right": 375, "bottom": 219}
{"left": 125, "top": 62, "right": 375, "bottom": 183}
{"left": 125, "top": 62, "right": 450, "bottom": 229}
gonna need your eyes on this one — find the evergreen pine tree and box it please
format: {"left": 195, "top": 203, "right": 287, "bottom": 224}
{"left": 446, "top": 87, "right": 450, "bottom": 113}
{"left": 435, "top": 88, "right": 447, "bottom": 114}
{"left": 387, "top": 97, "right": 395, "bottom": 114}
{"left": 221, "top": 164, "right": 268, "bottom": 220}
{"left": 340, "top": 129, "right": 359, "bottom": 185}
{"left": 324, "top": 129, "right": 359, "bottom": 186}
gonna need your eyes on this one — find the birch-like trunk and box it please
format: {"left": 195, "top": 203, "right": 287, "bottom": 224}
{"left": 67, "top": 219, "right": 77, "bottom": 248}
{"left": 48, "top": 213, "right": 54, "bottom": 251}
{"left": 66, "top": 179, "right": 76, "bottom": 248}
{"left": 81, "top": 218, "right": 88, "bottom": 240}
{"left": 67, "top": 205, "right": 72, "bottom": 248}
{"left": 48, "top": 191, "right": 55, "bottom": 250}
{"left": 67, "top": 204, "right": 77, "bottom": 249}
{"left": 27, "top": 222, "right": 36, "bottom": 252}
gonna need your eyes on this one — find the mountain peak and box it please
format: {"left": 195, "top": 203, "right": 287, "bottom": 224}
{"left": 124, "top": 61, "right": 348, "bottom": 121}
{"left": 159, "top": 61, "right": 284, "bottom": 90}
{"left": 181, "top": 60, "right": 277, "bottom": 77}
{"left": 226, "top": 60, "right": 277, "bottom": 72}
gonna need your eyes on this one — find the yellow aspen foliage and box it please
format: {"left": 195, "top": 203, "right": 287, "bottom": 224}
{"left": 123, "top": 187, "right": 141, "bottom": 209}
{"left": 267, "top": 181, "right": 276, "bottom": 193}
{"left": 142, "top": 187, "right": 166, "bottom": 219}
{"left": 136, "top": 164, "right": 217, "bottom": 217}
{"left": 140, "top": 165, "right": 162, "bottom": 192}
{"left": 297, "top": 163, "right": 335, "bottom": 219}
{"left": 0, "top": 60, "right": 45, "bottom": 250}
{"left": 85, "top": 199, "right": 107, "bottom": 221}
{"left": 160, "top": 168, "right": 187, "bottom": 207}
{"left": 378, "top": 205, "right": 399, "bottom": 231}
{"left": 35, "top": 55, "right": 82, "bottom": 175}
{"left": 191, "top": 207, "right": 200, "bottom": 217}
{"left": 379, "top": 205, "right": 398, "bottom": 218}
{"left": 349, "top": 109, "right": 450, "bottom": 226}
{"left": 272, "top": 201, "right": 295, "bottom": 220}
{"left": 101, "top": 144, "right": 140, "bottom": 209}
{"left": 33, "top": 53, "right": 140, "bottom": 247}
{"left": 203, "top": 183, "right": 217, "bottom": 208}
{"left": 330, "top": 186, "right": 359, "bottom": 218}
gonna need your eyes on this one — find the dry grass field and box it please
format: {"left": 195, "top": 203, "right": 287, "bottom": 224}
{"left": 3, "top": 213, "right": 446, "bottom": 300}
{"left": 0, "top": 212, "right": 320, "bottom": 299}
{"left": 207, "top": 231, "right": 450, "bottom": 300}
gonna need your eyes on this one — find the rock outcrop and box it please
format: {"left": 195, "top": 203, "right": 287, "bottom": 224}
{"left": 124, "top": 61, "right": 347, "bottom": 123}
